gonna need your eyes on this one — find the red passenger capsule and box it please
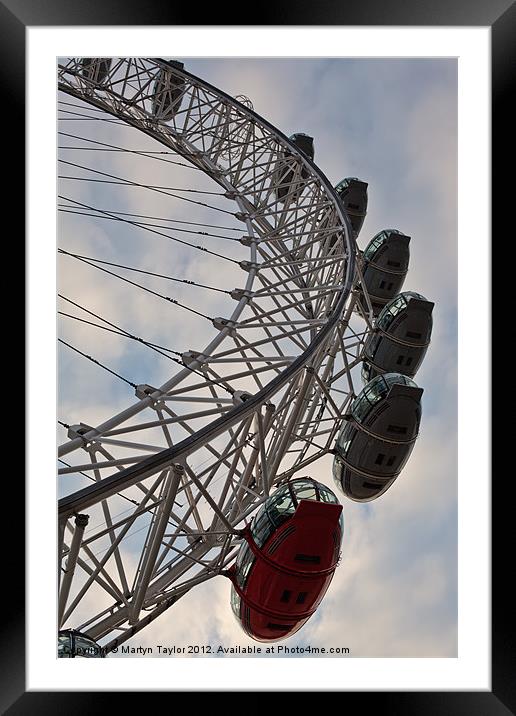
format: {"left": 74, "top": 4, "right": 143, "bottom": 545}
{"left": 229, "top": 478, "right": 343, "bottom": 642}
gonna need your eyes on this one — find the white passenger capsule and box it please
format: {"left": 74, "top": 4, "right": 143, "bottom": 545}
{"left": 80, "top": 58, "right": 112, "bottom": 84}
{"left": 273, "top": 133, "right": 314, "bottom": 204}
{"left": 357, "top": 229, "right": 411, "bottom": 316}
{"left": 362, "top": 291, "right": 434, "bottom": 383}
{"left": 333, "top": 373, "right": 423, "bottom": 502}
{"left": 151, "top": 61, "right": 186, "bottom": 121}
{"left": 58, "top": 629, "right": 104, "bottom": 658}
{"left": 334, "top": 177, "right": 368, "bottom": 238}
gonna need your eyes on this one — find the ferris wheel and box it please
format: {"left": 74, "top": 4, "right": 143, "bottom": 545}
{"left": 57, "top": 57, "right": 433, "bottom": 656}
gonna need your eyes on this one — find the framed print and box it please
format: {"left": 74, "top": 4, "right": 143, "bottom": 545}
{"left": 7, "top": 0, "right": 508, "bottom": 710}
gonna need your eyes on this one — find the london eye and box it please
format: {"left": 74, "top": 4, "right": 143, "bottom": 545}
{"left": 57, "top": 57, "right": 433, "bottom": 656}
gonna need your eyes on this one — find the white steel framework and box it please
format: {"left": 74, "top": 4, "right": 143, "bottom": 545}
{"left": 57, "top": 57, "right": 377, "bottom": 653}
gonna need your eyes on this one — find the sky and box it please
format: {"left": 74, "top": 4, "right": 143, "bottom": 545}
{"left": 57, "top": 57, "right": 457, "bottom": 658}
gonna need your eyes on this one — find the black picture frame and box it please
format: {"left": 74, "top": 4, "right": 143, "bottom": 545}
{"left": 7, "top": 0, "right": 507, "bottom": 710}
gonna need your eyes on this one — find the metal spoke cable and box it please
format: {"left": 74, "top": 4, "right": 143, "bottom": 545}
{"left": 58, "top": 196, "right": 240, "bottom": 265}
{"left": 58, "top": 109, "right": 129, "bottom": 125}
{"left": 58, "top": 338, "right": 139, "bottom": 389}
{"left": 58, "top": 159, "right": 235, "bottom": 213}
{"left": 58, "top": 205, "right": 240, "bottom": 236}
{"left": 57, "top": 132, "right": 213, "bottom": 173}
{"left": 59, "top": 479, "right": 184, "bottom": 538}
{"left": 58, "top": 250, "right": 213, "bottom": 320}
{"left": 58, "top": 295, "right": 234, "bottom": 395}
{"left": 58, "top": 207, "right": 241, "bottom": 242}
{"left": 58, "top": 107, "right": 121, "bottom": 119}
{"left": 58, "top": 146, "right": 214, "bottom": 161}
{"left": 58, "top": 100, "right": 109, "bottom": 114}
{"left": 60, "top": 174, "right": 223, "bottom": 194}
{"left": 57, "top": 294, "right": 180, "bottom": 356}
{"left": 58, "top": 249, "right": 230, "bottom": 295}
{"left": 58, "top": 457, "right": 204, "bottom": 527}
{"left": 58, "top": 145, "right": 200, "bottom": 157}
{"left": 59, "top": 311, "right": 182, "bottom": 354}
{"left": 58, "top": 459, "right": 145, "bottom": 512}
{"left": 59, "top": 173, "right": 224, "bottom": 197}
{"left": 57, "top": 204, "right": 242, "bottom": 232}
{"left": 76, "top": 519, "right": 175, "bottom": 565}
{"left": 64, "top": 514, "right": 165, "bottom": 567}
{"left": 59, "top": 309, "right": 216, "bottom": 380}
{"left": 83, "top": 504, "right": 145, "bottom": 538}
{"left": 57, "top": 131, "right": 216, "bottom": 172}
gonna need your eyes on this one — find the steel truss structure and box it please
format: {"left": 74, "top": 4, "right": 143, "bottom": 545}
{"left": 57, "top": 57, "right": 378, "bottom": 653}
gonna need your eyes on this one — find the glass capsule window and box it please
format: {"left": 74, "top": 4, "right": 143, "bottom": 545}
{"left": 361, "top": 361, "right": 373, "bottom": 384}
{"left": 58, "top": 632, "right": 72, "bottom": 658}
{"left": 250, "top": 509, "right": 276, "bottom": 549}
{"left": 230, "top": 585, "right": 241, "bottom": 619}
{"left": 292, "top": 483, "right": 318, "bottom": 502}
{"left": 335, "top": 177, "right": 358, "bottom": 193}
{"left": 364, "top": 377, "right": 389, "bottom": 404}
{"left": 363, "top": 231, "right": 387, "bottom": 261}
{"left": 264, "top": 486, "right": 296, "bottom": 529}
{"left": 81, "top": 58, "right": 112, "bottom": 84}
{"left": 317, "top": 483, "right": 340, "bottom": 505}
{"left": 58, "top": 631, "right": 102, "bottom": 658}
{"left": 350, "top": 393, "right": 372, "bottom": 422}
{"left": 349, "top": 373, "right": 417, "bottom": 424}
{"left": 73, "top": 635, "right": 103, "bottom": 657}
{"left": 384, "top": 372, "right": 417, "bottom": 387}
{"left": 332, "top": 454, "right": 344, "bottom": 482}
{"left": 376, "top": 291, "right": 425, "bottom": 331}
{"left": 235, "top": 541, "right": 256, "bottom": 588}
{"left": 250, "top": 483, "right": 296, "bottom": 547}
{"left": 250, "top": 479, "right": 339, "bottom": 548}
{"left": 288, "top": 133, "right": 314, "bottom": 159}
{"left": 337, "top": 426, "right": 353, "bottom": 454}
{"left": 363, "top": 229, "right": 406, "bottom": 261}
